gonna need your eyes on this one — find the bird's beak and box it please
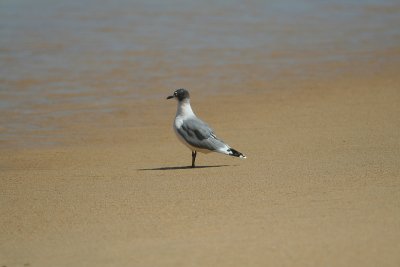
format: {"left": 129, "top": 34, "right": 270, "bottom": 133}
{"left": 166, "top": 95, "right": 174, "bottom": 99}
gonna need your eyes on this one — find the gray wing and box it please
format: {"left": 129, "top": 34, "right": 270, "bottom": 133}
{"left": 177, "top": 118, "right": 227, "bottom": 151}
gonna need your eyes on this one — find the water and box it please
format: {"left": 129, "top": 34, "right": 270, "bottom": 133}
{"left": 1, "top": 0, "right": 399, "bottom": 148}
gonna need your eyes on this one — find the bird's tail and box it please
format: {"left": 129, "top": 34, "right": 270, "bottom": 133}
{"left": 227, "top": 148, "right": 246, "bottom": 159}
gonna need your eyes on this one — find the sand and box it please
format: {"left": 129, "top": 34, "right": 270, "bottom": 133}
{"left": 2, "top": 1, "right": 400, "bottom": 265}
{"left": 1, "top": 62, "right": 400, "bottom": 267}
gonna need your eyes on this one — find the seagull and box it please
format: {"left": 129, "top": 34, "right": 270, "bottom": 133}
{"left": 167, "top": 88, "right": 246, "bottom": 168}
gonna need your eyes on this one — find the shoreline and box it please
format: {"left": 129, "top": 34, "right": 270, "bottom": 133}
{"left": 1, "top": 62, "right": 399, "bottom": 266}
{"left": 1, "top": 55, "right": 399, "bottom": 151}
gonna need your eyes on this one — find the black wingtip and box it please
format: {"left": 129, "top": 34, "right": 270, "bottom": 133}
{"left": 228, "top": 148, "right": 247, "bottom": 159}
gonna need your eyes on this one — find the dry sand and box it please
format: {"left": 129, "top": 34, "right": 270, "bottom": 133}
{"left": 1, "top": 63, "right": 400, "bottom": 267}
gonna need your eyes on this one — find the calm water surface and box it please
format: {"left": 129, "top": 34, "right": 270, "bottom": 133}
{"left": 0, "top": 0, "right": 399, "bottom": 147}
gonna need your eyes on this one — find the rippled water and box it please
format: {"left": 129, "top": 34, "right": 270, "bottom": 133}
{"left": 1, "top": 0, "right": 399, "bottom": 147}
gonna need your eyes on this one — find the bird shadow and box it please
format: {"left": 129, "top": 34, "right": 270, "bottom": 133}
{"left": 138, "top": 164, "right": 231, "bottom": 171}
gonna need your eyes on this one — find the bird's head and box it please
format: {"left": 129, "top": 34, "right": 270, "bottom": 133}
{"left": 167, "top": 88, "right": 190, "bottom": 101}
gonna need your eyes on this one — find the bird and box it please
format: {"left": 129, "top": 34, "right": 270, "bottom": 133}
{"left": 167, "top": 88, "right": 246, "bottom": 168}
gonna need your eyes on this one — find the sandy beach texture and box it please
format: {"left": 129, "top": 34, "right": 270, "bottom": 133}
{"left": 1, "top": 1, "right": 400, "bottom": 266}
{"left": 1, "top": 62, "right": 400, "bottom": 266}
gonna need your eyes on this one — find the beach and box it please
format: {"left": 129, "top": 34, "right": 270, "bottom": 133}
{"left": 1, "top": 1, "right": 400, "bottom": 266}
{"left": 2, "top": 64, "right": 400, "bottom": 266}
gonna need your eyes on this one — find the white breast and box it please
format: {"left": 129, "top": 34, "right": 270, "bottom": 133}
{"left": 173, "top": 117, "right": 194, "bottom": 151}
{"left": 174, "top": 116, "right": 184, "bottom": 129}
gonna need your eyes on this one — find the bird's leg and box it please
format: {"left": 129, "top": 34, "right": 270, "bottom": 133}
{"left": 191, "top": 151, "right": 197, "bottom": 168}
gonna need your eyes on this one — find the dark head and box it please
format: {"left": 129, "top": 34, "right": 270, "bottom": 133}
{"left": 167, "top": 88, "right": 190, "bottom": 101}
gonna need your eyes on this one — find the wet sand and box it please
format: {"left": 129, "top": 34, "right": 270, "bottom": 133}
{"left": 1, "top": 0, "right": 400, "bottom": 266}
{"left": 1, "top": 63, "right": 400, "bottom": 266}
